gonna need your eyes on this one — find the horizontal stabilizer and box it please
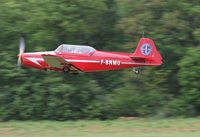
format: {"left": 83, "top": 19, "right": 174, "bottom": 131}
{"left": 130, "top": 56, "right": 148, "bottom": 59}
{"left": 130, "top": 55, "right": 154, "bottom": 62}
{"left": 130, "top": 56, "right": 146, "bottom": 62}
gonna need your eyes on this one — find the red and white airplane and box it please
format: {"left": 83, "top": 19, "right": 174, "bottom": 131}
{"left": 17, "top": 38, "right": 162, "bottom": 74}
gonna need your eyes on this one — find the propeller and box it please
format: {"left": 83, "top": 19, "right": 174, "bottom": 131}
{"left": 17, "top": 37, "right": 25, "bottom": 68}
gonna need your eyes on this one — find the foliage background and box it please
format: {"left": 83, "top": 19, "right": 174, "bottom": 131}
{"left": 0, "top": 0, "right": 200, "bottom": 121}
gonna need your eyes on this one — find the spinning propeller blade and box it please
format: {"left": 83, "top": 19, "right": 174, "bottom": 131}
{"left": 17, "top": 37, "right": 25, "bottom": 68}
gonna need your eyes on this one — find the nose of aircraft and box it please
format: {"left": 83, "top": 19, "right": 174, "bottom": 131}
{"left": 20, "top": 52, "right": 47, "bottom": 70}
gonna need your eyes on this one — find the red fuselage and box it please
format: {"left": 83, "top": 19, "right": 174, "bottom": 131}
{"left": 21, "top": 51, "right": 155, "bottom": 72}
{"left": 19, "top": 38, "right": 162, "bottom": 73}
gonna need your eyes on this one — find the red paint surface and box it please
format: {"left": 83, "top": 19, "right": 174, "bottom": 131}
{"left": 20, "top": 38, "right": 162, "bottom": 73}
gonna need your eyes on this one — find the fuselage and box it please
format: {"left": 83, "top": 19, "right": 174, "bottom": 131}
{"left": 19, "top": 39, "right": 162, "bottom": 73}
{"left": 21, "top": 50, "right": 152, "bottom": 72}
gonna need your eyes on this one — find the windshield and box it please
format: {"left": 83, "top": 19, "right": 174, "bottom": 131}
{"left": 55, "top": 45, "right": 62, "bottom": 52}
{"left": 55, "top": 44, "right": 96, "bottom": 54}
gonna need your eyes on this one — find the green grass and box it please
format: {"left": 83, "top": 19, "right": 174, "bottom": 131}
{"left": 0, "top": 118, "right": 200, "bottom": 137}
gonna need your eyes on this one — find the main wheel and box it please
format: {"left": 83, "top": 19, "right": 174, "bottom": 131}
{"left": 63, "top": 67, "right": 69, "bottom": 73}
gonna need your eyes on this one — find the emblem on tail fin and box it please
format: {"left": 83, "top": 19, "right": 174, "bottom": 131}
{"left": 140, "top": 43, "right": 152, "bottom": 55}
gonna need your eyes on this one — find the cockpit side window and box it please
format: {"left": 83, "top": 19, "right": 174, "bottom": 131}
{"left": 86, "top": 47, "right": 95, "bottom": 54}
{"left": 63, "top": 46, "right": 74, "bottom": 53}
{"left": 74, "top": 47, "right": 85, "bottom": 54}
{"left": 85, "top": 48, "right": 90, "bottom": 54}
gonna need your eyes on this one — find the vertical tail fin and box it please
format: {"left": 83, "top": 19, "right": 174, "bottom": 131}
{"left": 131, "top": 38, "right": 162, "bottom": 65}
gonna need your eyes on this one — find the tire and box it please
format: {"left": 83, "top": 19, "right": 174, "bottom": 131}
{"left": 63, "top": 67, "right": 69, "bottom": 73}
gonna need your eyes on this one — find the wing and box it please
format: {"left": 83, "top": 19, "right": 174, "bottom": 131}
{"left": 41, "top": 54, "right": 82, "bottom": 73}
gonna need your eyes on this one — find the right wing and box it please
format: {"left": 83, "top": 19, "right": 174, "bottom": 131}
{"left": 41, "top": 54, "right": 82, "bottom": 72}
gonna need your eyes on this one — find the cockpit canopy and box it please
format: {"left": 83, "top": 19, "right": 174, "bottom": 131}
{"left": 55, "top": 44, "right": 96, "bottom": 54}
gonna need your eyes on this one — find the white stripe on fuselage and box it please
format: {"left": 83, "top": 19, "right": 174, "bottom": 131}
{"left": 26, "top": 57, "right": 44, "bottom": 66}
{"left": 65, "top": 59, "right": 99, "bottom": 63}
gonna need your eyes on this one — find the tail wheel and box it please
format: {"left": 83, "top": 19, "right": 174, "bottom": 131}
{"left": 63, "top": 67, "right": 69, "bottom": 73}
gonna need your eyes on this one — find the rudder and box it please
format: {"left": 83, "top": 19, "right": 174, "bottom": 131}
{"left": 132, "top": 38, "right": 162, "bottom": 65}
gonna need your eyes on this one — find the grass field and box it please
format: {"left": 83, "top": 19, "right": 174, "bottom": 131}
{"left": 0, "top": 118, "right": 200, "bottom": 137}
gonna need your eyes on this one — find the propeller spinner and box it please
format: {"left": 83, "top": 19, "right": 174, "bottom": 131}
{"left": 17, "top": 37, "right": 25, "bottom": 68}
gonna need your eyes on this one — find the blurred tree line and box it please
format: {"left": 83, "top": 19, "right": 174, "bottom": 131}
{"left": 0, "top": 0, "right": 200, "bottom": 121}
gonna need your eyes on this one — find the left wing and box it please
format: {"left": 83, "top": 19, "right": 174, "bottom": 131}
{"left": 41, "top": 54, "right": 82, "bottom": 72}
